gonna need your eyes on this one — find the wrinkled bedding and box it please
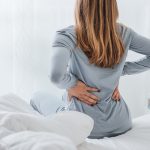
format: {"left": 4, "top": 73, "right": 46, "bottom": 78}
{"left": 0, "top": 93, "right": 150, "bottom": 150}
{"left": 0, "top": 93, "right": 77, "bottom": 150}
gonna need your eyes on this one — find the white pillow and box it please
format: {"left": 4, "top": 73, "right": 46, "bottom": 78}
{"left": 0, "top": 110, "right": 94, "bottom": 146}
{"left": 46, "top": 110, "right": 94, "bottom": 146}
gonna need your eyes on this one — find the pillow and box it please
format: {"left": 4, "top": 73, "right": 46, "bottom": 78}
{"left": 45, "top": 110, "right": 94, "bottom": 146}
{"left": 0, "top": 110, "right": 94, "bottom": 146}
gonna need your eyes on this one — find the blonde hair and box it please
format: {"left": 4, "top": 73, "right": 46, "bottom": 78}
{"left": 75, "top": 0, "right": 125, "bottom": 68}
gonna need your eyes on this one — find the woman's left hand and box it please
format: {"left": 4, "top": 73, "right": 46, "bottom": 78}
{"left": 112, "top": 86, "right": 121, "bottom": 101}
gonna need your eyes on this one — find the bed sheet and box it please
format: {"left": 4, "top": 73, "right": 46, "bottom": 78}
{"left": 78, "top": 114, "right": 150, "bottom": 150}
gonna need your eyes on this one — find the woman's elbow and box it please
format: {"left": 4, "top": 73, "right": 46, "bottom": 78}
{"left": 48, "top": 72, "right": 63, "bottom": 84}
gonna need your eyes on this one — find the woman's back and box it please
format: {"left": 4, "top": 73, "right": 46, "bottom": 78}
{"left": 50, "top": 23, "right": 133, "bottom": 139}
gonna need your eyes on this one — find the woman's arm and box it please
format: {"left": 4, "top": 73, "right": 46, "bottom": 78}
{"left": 48, "top": 31, "right": 78, "bottom": 90}
{"left": 122, "top": 57, "right": 150, "bottom": 75}
{"left": 122, "top": 28, "right": 150, "bottom": 76}
{"left": 48, "top": 46, "right": 78, "bottom": 89}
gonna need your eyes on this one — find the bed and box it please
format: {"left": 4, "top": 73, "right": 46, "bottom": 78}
{"left": 0, "top": 93, "right": 150, "bottom": 150}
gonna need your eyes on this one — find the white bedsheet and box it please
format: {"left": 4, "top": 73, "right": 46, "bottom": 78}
{"left": 0, "top": 93, "right": 150, "bottom": 150}
{"left": 78, "top": 112, "right": 150, "bottom": 150}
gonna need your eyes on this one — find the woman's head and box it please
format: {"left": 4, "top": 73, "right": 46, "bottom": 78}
{"left": 74, "top": 0, "right": 125, "bottom": 68}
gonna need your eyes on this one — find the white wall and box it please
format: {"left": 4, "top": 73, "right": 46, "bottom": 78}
{"left": 118, "top": 0, "right": 150, "bottom": 117}
{"left": 0, "top": 0, "right": 13, "bottom": 95}
{"left": 11, "top": 0, "right": 76, "bottom": 102}
{"left": 0, "top": 0, "right": 150, "bottom": 117}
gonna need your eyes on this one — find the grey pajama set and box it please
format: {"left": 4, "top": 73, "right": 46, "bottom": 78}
{"left": 37, "top": 23, "right": 150, "bottom": 139}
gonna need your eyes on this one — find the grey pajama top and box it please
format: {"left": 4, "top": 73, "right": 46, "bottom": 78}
{"left": 49, "top": 23, "right": 150, "bottom": 139}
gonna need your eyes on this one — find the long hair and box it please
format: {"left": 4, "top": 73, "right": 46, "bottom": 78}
{"left": 74, "top": 0, "right": 125, "bottom": 68}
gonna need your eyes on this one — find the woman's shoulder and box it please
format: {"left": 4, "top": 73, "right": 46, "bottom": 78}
{"left": 55, "top": 25, "right": 76, "bottom": 40}
{"left": 117, "top": 22, "right": 134, "bottom": 45}
{"left": 52, "top": 25, "right": 77, "bottom": 50}
{"left": 117, "top": 23, "right": 131, "bottom": 36}
{"left": 56, "top": 25, "right": 75, "bottom": 33}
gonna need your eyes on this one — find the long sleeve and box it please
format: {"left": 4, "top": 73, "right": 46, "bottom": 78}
{"left": 122, "top": 27, "right": 150, "bottom": 76}
{"left": 48, "top": 30, "right": 78, "bottom": 89}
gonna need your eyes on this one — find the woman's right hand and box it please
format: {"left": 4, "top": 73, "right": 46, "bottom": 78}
{"left": 67, "top": 80, "right": 100, "bottom": 106}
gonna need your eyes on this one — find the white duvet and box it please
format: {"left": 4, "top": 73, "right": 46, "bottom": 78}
{"left": 0, "top": 94, "right": 78, "bottom": 150}
{"left": 0, "top": 93, "right": 150, "bottom": 150}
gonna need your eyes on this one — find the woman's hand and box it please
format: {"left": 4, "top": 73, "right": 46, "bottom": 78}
{"left": 67, "top": 80, "right": 121, "bottom": 105}
{"left": 67, "top": 80, "right": 100, "bottom": 106}
{"left": 112, "top": 86, "right": 120, "bottom": 101}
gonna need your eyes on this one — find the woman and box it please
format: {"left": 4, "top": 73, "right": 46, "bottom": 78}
{"left": 49, "top": 0, "right": 150, "bottom": 139}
